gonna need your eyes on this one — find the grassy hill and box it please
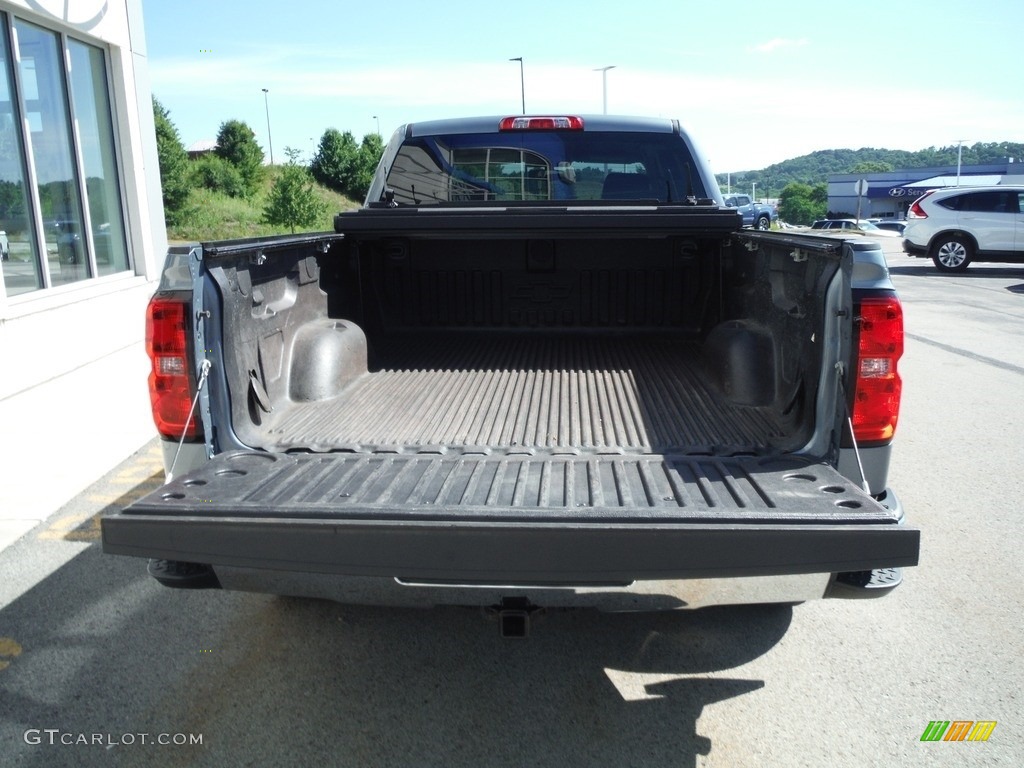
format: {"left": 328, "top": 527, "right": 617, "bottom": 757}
{"left": 167, "top": 165, "right": 360, "bottom": 243}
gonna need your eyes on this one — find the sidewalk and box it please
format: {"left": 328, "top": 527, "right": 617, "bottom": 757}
{"left": 0, "top": 341, "right": 158, "bottom": 552}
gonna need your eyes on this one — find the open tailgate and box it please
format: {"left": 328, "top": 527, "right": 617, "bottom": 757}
{"left": 102, "top": 452, "right": 919, "bottom": 582}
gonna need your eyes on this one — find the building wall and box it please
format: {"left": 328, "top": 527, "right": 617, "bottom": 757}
{"left": 0, "top": 0, "right": 165, "bottom": 543}
{"left": 826, "top": 162, "right": 1023, "bottom": 220}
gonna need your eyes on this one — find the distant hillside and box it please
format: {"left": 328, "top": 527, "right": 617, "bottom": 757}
{"left": 717, "top": 142, "right": 1024, "bottom": 197}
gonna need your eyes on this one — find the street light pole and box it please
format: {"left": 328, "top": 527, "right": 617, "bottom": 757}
{"left": 509, "top": 57, "right": 525, "bottom": 114}
{"left": 955, "top": 139, "right": 966, "bottom": 186}
{"left": 593, "top": 66, "right": 615, "bottom": 114}
{"left": 261, "top": 88, "right": 274, "bottom": 165}
{"left": 373, "top": 115, "right": 380, "bottom": 138}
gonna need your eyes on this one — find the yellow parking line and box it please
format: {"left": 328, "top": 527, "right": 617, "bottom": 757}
{"left": 37, "top": 515, "right": 101, "bottom": 541}
{"left": 0, "top": 637, "right": 23, "bottom": 671}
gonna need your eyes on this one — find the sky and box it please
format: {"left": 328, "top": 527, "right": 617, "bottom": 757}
{"left": 142, "top": 0, "right": 1024, "bottom": 174}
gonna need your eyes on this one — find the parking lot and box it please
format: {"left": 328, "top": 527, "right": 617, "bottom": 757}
{"left": 0, "top": 249, "right": 1021, "bottom": 768}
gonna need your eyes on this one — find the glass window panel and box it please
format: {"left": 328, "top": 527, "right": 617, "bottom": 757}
{"left": 68, "top": 39, "right": 128, "bottom": 276}
{"left": 15, "top": 19, "right": 89, "bottom": 287}
{"left": 0, "top": 16, "right": 41, "bottom": 296}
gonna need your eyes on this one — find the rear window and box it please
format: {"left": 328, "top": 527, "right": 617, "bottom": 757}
{"left": 384, "top": 131, "right": 705, "bottom": 205}
{"left": 938, "top": 190, "right": 1021, "bottom": 213}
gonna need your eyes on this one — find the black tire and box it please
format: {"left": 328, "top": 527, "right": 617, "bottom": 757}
{"left": 755, "top": 215, "right": 771, "bottom": 230}
{"left": 930, "top": 234, "right": 973, "bottom": 272}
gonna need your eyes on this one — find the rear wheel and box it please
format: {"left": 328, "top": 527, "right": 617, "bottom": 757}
{"left": 755, "top": 214, "right": 770, "bottom": 230}
{"left": 930, "top": 235, "right": 973, "bottom": 272}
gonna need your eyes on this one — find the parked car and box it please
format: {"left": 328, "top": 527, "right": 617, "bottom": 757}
{"left": 810, "top": 219, "right": 901, "bottom": 238}
{"left": 872, "top": 220, "right": 907, "bottom": 235}
{"left": 903, "top": 185, "right": 1024, "bottom": 271}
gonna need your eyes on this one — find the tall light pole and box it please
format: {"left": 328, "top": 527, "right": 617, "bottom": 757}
{"left": 593, "top": 65, "right": 615, "bottom": 114}
{"left": 372, "top": 115, "right": 380, "bottom": 138}
{"left": 261, "top": 88, "right": 274, "bottom": 165}
{"left": 509, "top": 57, "right": 525, "bottom": 114}
{"left": 955, "top": 139, "right": 966, "bottom": 186}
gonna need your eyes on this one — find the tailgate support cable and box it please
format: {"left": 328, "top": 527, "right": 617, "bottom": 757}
{"left": 168, "top": 359, "right": 212, "bottom": 482}
{"left": 836, "top": 362, "right": 870, "bottom": 495}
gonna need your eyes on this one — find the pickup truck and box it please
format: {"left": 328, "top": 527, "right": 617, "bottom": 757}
{"left": 722, "top": 193, "right": 778, "bottom": 230}
{"left": 103, "top": 115, "right": 918, "bottom": 634}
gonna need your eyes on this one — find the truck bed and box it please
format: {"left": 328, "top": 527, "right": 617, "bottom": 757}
{"left": 262, "top": 333, "right": 782, "bottom": 455}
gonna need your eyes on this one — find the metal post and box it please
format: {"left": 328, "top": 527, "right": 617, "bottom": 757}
{"left": 509, "top": 57, "right": 525, "bottom": 114}
{"left": 955, "top": 139, "right": 965, "bottom": 186}
{"left": 593, "top": 66, "right": 615, "bottom": 114}
{"left": 373, "top": 115, "right": 380, "bottom": 138}
{"left": 262, "top": 88, "right": 274, "bottom": 165}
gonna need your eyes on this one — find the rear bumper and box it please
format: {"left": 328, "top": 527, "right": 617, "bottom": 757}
{"left": 212, "top": 567, "right": 836, "bottom": 611}
{"left": 102, "top": 451, "right": 918, "bottom": 608}
{"left": 903, "top": 239, "right": 927, "bottom": 256}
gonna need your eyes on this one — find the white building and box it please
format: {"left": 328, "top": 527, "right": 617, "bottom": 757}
{"left": 0, "top": 0, "right": 165, "bottom": 544}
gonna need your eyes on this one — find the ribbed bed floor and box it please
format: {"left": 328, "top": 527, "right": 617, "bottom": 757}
{"left": 262, "top": 335, "right": 784, "bottom": 454}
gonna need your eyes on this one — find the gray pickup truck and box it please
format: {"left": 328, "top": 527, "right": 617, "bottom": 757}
{"left": 723, "top": 193, "right": 778, "bottom": 229}
{"left": 103, "top": 115, "right": 917, "bottom": 634}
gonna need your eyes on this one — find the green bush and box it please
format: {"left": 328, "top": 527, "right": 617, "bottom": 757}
{"left": 310, "top": 129, "right": 383, "bottom": 202}
{"left": 263, "top": 148, "right": 329, "bottom": 233}
{"left": 189, "top": 154, "right": 247, "bottom": 198}
{"left": 214, "top": 119, "right": 265, "bottom": 197}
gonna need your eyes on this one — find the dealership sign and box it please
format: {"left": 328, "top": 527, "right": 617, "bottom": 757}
{"left": 867, "top": 185, "right": 927, "bottom": 199}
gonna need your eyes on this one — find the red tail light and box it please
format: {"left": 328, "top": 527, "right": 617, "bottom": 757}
{"left": 907, "top": 190, "right": 934, "bottom": 219}
{"left": 146, "top": 294, "right": 203, "bottom": 441}
{"left": 906, "top": 200, "right": 927, "bottom": 218}
{"left": 851, "top": 296, "right": 903, "bottom": 444}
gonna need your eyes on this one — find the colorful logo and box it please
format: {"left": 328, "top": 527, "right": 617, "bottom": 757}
{"left": 920, "top": 721, "right": 997, "bottom": 742}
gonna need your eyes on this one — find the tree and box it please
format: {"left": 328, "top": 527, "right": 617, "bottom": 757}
{"left": 263, "top": 147, "right": 328, "bottom": 234}
{"left": 214, "top": 119, "right": 265, "bottom": 196}
{"left": 310, "top": 128, "right": 359, "bottom": 193}
{"left": 777, "top": 181, "right": 827, "bottom": 226}
{"left": 850, "top": 161, "right": 894, "bottom": 174}
{"left": 152, "top": 97, "right": 190, "bottom": 224}
{"left": 351, "top": 132, "right": 384, "bottom": 200}
{"left": 0, "top": 180, "right": 26, "bottom": 224}
{"left": 189, "top": 154, "right": 247, "bottom": 198}
{"left": 310, "top": 129, "right": 384, "bottom": 202}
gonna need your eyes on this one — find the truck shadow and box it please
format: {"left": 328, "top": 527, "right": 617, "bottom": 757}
{"left": 0, "top": 539, "right": 791, "bottom": 768}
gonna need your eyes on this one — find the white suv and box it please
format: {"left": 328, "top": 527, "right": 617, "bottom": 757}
{"left": 903, "top": 185, "right": 1024, "bottom": 272}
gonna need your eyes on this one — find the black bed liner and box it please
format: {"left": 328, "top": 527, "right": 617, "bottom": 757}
{"left": 259, "top": 335, "right": 782, "bottom": 455}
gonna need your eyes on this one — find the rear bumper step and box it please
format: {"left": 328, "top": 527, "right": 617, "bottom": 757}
{"left": 103, "top": 452, "right": 919, "bottom": 582}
